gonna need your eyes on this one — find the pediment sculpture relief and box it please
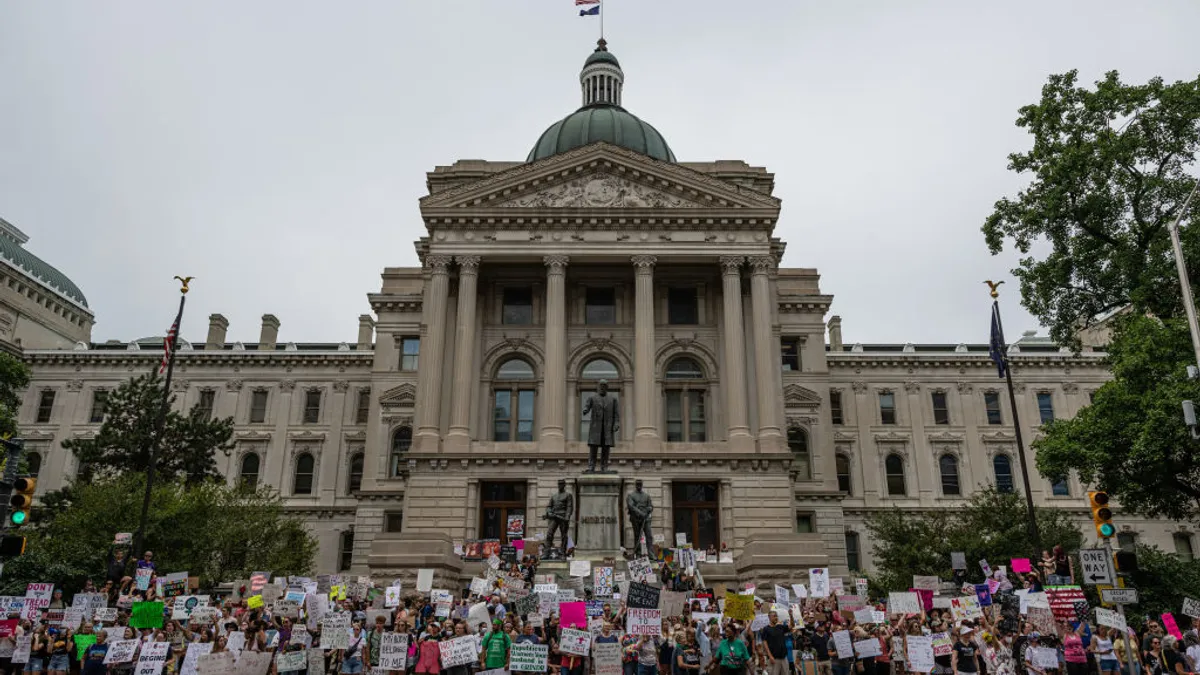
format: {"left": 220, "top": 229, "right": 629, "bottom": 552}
{"left": 498, "top": 174, "right": 702, "bottom": 209}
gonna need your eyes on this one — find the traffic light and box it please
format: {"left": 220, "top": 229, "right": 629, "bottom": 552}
{"left": 0, "top": 535, "right": 25, "bottom": 556}
{"left": 1090, "top": 491, "right": 1115, "bottom": 538}
{"left": 1115, "top": 550, "right": 1139, "bottom": 572}
{"left": 9, "top": 477, "right": 34, "bottom": 527}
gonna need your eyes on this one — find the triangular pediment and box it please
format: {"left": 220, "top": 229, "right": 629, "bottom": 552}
{"left": 420, "top": 143, "right": 780, "bottom": 213}
{"left": 783, "top": 384, "right": 822, "bottom": 409}
{"left": 379, "top": 383, "right": 416, "bottom": 409}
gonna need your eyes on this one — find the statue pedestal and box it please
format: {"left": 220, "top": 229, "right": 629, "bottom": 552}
{"left": 574, "top": 473, "right": 622, "bottom": 557}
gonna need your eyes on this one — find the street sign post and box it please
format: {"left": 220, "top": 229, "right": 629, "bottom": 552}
{"left": 1080, "top": 548, "right": 1114, "bottom": 585}
{"left": 1101, "top": 588, "right": 1138, "bottom": 605}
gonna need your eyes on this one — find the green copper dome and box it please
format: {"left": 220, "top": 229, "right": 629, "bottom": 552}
{"left": 527, "top": 105, "right": 676, "bottom": 163}
{"left": 527, "top": 40, "right": 676, "bottom": 164}
{"left": 0, "top": 218, "right": 88, "bottom": 307}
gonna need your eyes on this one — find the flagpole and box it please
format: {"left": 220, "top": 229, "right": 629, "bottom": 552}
{"left": 600, "top": 0, "right": 604, "bottom": 40}
{"left": 130, "top": 277, "right": 190, "bottom": 569}
{"left": 988, "top": 284, "right": 1042, "bottom": 550}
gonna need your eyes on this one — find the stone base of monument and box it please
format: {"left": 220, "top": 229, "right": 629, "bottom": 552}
{"left": 574, "top": 473, "right": 623, "bottom": 558}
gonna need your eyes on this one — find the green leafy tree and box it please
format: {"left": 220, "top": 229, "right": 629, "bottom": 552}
{"left": 865, "top": 487, "right": 1083, "bottom": 592}
{"left": 1037, "top": 315, "right": 1200, "bottom": 520}
{"left": 62, "top": 373, "right": 234, "bottom": 484}
{"left": 982, "top": 70, "right": 1200, "bottom": 347}
{"left": 5, "top": 473, "right": 316, "bottom": 593}
{"left": 0, "top": 352, "right": 30, "bottom": 438}
{"left": 1121, "top": 544, "right": 1200, "bottom": 622}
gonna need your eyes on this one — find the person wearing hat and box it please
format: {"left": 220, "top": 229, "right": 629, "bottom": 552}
{"left": 953, "top": 627, "right": 984, "bottom": 675}
{"left": 481, "top": 619, "right": 512, "bottom": 672}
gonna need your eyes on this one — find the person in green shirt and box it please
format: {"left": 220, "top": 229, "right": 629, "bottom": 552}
{"left": 715, "top": 624, "right": 752, "bottom": 675}
{"left": 481, "top": 619, "right": 512, "bottom": 670}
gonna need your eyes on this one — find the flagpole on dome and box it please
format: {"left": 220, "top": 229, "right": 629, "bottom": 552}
{"left": 985, "top": 280, "right": 1042, "bottom": 552}
{"left": 130, "top": 275, "right": 192, "bottom": 574}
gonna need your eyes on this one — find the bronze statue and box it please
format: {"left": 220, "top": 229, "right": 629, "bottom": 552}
{"left": 543, "top": 478, "right": 573, "bottom": 558}
{"left": 582, "top": 379, "right": 619, "bottom": 473}
{"left": 626, "top": 479, "right": 654, "bottom": 557}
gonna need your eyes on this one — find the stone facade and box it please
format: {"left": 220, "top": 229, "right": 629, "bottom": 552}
{"left": 13, "top": 43, "right": 1200, "bottom": 584}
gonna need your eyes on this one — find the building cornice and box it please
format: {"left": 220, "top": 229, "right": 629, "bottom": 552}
{"left": 827, "top": 352, "right": 1106, "bottom": 371}
{"left": 23, "top": 350, "right": 373, "bottom": 370}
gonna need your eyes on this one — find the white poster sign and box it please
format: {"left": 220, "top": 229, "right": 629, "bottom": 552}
{"left": 809, "top": 568, "right": 830, "bottom": 598}
{"left": 626, "top": 608, "right": 662, "bottom": 636}
{"left": 135, "top": 641, "right": 172, "bottom": 675}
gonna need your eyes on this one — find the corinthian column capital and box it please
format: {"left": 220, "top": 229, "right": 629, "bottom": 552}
{"left": 747, "top": 255, "right": 776, "bottom": 275}
{"left": 456, "top": 255, "right": 482, "bottom": 272}
{"left": 543, "top": 255, "right": 570, "bottom": 274}
{"left": 719, "top": 256, "right": 745, "bottom": 275}
{"left": 631, "top": 255, "right": 657, "bottom": 271}
{"left": 425, "top": 255, "right": 454, "bottom": 273}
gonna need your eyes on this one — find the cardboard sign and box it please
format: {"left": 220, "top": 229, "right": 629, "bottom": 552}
{"left": 276, "top": 652, "right": 308, "bottom": 673}
{"left": 809, "top": 568, "right": 830, "bottom": 597}
{"left": 854, "top": 639, "right": 883, "bottom": 659}
{"left": 912, "top": 576, "right": 939, "bottom": 592}
{"left": 569, "top": 560, "right": 591, "bottom": 578}
{"left": 22, "top": 583, "right": 53, "bottom": 621}
{"left": 510, "top": 643, "right": 548, "bottom": 672}
{"left": 135, "top": 641, "right": 172, "bottom": 675}
{"left": 559, "top": 627, "right": 591, "bottom": 656}
{"left": 594, "top": 642, "right": 622, "bottom": 675}
{"left": 831, "top": 631, "right": 853, "bottom": 659}
{"left": 626, "top": 608, "right": 662, "bottom": 636}
{"left": 1095, "top": 608, "right": 1126, "bottom": 631}
{"left": 379, "top": 633, "right": 408, "bottom": 670}
{"left": 906, "top": 635, "right": 934, "bottom": 673}
{"left": 723, "top": 592, "right": 754, "bottom": 621}
{"left": 105, "top": 640, "right": 140, "bottom": 664}
{"left": 626, "top": 582, "right": 660, "bottom": 610}
{"left": 1011, "top": 558, "right": 1032, "bottom": 574}
{"left": 593, "top": 567, "right": 614, "bottom": 597}
{"left": 888, "top": 592, "right": 920, "bottom": 615}
{"left": 1183, "top": 597, "right": 1200, "bottom": 619}
{"left": 438, "top": 636, "right": 478, "bottom": 668}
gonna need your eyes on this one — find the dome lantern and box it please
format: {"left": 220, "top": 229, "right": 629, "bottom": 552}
{"left": 580, "top": 38, "right": 623, "bottom": 107}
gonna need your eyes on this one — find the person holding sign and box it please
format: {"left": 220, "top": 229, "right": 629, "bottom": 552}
{"left": 713, "top": 623, "right": 751, "bottom": 675}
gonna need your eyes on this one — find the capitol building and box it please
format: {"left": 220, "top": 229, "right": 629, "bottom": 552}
{"left": 6, "top": 41, "right": 1191, "bottom": 583}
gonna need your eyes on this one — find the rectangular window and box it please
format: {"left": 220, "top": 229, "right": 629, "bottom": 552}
{"left": 1117, "top": 532, "right": 1137, "bottom": 552}
{"left": 399, "top": 337, "right": 420, "bottom": 371}
{"left": 665, "top": 389, "right": 706, "bottom": 442}
{"left": 479, "top": 482, "right": 527, "bottom": 546}
{"left": 502, "top": 288, "right": 534, "bottom": 325}
{"left": 879, "top": 392, "right": 896, "bottom": 425}
{"left": 830, "top": 391, "right": 844, "bottom": 425}
{"left": 1037, "top": 392, "right": 1055, "bottom": 424}
{"left": 985, "top": 392, "right": 1003, "bottom": 425}
{"left": 195, "top": 390, "right": 215, "bottom": 423}
{"left": 1175, "top": 533, "right": 1195, "bottom": 562}
{"left": 303, "top": 389, "right": 322, "bottom": 424}
{"left": 338, "top": 531, "right": 354, "bottom": 572}
{"left": 493, "top": 389, "right": 536, "bottom": 441}
{"left": 931, "top": 391, "right": 950, "bottom": 425}
{"left": 385, "top": 511, "right": 404, "bottom": 533}
{"left": 781, "top": 338, "right": 802, "bottom": 372}
{"left": 35, "top": 390, "right": 55, "bottom": 424}
{"left": 795, "top": 513, "right": 814, "bottom": 534}
{"left": 355, "top": 390, "right": 371, "bottom": 424}
{"left": 667, "top": 287, "right": 699, "bottom": 325}
{"left": 585, "top": 287, "right": 616, "bottom": 325}
{"left": 845, "top": 532, "right": 861, "bottom": 571}
{"left": 89, "top": 390, "right": 108, "bottom": 424}
{"left": 672, "top": 482, "right": 719, "bottom": 551}
{"left": 249, "top": 390, "right": 269, "bottom": 424}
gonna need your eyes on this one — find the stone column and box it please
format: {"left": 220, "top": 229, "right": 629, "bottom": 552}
{"left": 749, "top": 255, "right": 783, "bottom": 450}
{"left": 632, "top": 255, "right": 660, "bottom": 451}
{"left": 445, "top": 255, "right": 481, "bottom": 453}
{"left": 540, "top": 255, "right": 569, "bottom": 452}
{"left": 719, "top": 256, "right": 754, "bottom": 452}
{"left": 414, "top": 255, "right": 453, "bottom": 452}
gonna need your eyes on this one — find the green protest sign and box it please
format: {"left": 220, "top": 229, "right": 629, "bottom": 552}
{"left": 130, "top": 601, "right": 164, "bottom": 628}
{"left": 74, "top": 633, "right": 97, "bottom": 660}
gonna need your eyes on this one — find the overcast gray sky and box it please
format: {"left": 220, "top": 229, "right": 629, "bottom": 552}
{"left": 2, "top": 1, "right": 1197, "bottom": 345}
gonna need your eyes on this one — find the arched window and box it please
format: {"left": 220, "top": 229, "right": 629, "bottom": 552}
{"left": 493, "top": 358, "right": 536, "bottom": 442}
{"left": 939, "top": 454, "right": 961, "bottom": 496}
{"left": 390, "top": 427, "right": 412, "bottom": 477}
{"left": 25, "top": 452, "right": 41, "bottom": 478}
{"left": 239, "top": 453, "right": 260, "bottom": 489}
{"left": 580, "top": 358, "right": 620, "bottom": 441}
{"left": 294, "top": 452, "right": 315, "bottom": 495}
{"left": 993, "top": 454, "right": 1014, "bottom": 493}
{"left": 788, "top": 427, "right": 811, "bottom": 479}
{"left": 347, "top": 453, "right": 364, "bottom": 494}
{"left": 836, "top": 454, "right": 852, "bottom": 494}
{"left": 664, "top": 357, "right": 706, "bottom": 442}
{"left": 885, "top": 453, "right": 906, "bottom": 496}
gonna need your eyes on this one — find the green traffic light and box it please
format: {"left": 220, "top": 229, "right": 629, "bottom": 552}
{"left": 10, "top": 510, "right": 26, "bottom": 525}
{"left": 1099, "top": 523, "right": 1115, "bottom": 537}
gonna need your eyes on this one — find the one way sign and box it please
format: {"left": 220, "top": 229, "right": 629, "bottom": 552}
{"left": 1080, "top": 548, "right": 1114, "bottom": 585}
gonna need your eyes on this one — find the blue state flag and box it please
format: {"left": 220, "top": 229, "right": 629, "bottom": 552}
{"left": 579, "top": 5, "right": 600, "bottom": 16}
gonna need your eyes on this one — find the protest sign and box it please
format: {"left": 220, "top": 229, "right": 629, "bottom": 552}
{"left": 854, "top": 639, "right": 883, "bottom": 659}
{"left": 560, "top": 601, "right": 587, "bottom": 630}
{"left": 319, "top": 616, "right": 351, "bottom": 649}
{"left": 593, "top": 567, "right": 614, "bottom": 597}
{"left": 416, "top": 569, "right": 433, "bottom": 593}
{"left": 660, "top": 590, "right": 687, "bottom": 617}
{"left": 181, "top": 642, "right": 214, "bottom": 675}
{"left": 197, "top": 651, "right": 236, "bottom": 675}
{"left": 888, "top": 592, "right": 920, "bottom": 615}
{"left": 626, "top": 582, "right": 660, "bottom": 610}
{"left": 853, "top": 608, "right": 874, "bottom": 624}
{"left": 1095, "top": 608, "right": 1126, "bottom": 631}
{"left": 774, "top": 585, "right": 790, "bottom": 605}
{"left": 438, "top": 636, "right": 478, "bottom": 668}
{"left": 22, "top": 583, "right": 53, "bottom": 621}
{"left": 467, "top": 602, "right": 491, "bottom": 632}
{"left": 510, "top": 643, "right": 549, "bottom": 672}
{"left": 1031, "top": 648, "right": 1059, "bottom": 670}
{"left": 135, "top": 641, "right": 172, "bottom": 675}
{"left": 950, "top": 596, "right": 983, "bottom": 621}
{"left": 276, "top": 652, "right": 308, "bottom": 673}
{"left": 378, "top": 633, "right": 408, "bottom": 670}
{"left": 626, "top": 608, "right": 662, "bottom": 636}
{"left": 172, "top": 596, "right": 209, "bottom": 620}
{"left": 569, "top": 560, "right": 591, "bottom": 577}
{"left": 809, "top": 568, "right": 830, "bottom": 597}
{"left": 912, "top": 576, "right": 939, "bottom": 592}
{"left": 931, "top": 633, "right": 953, "bottom": 657}
{"left": 559, "top": 627, "right": 591, "bottom": 656}
{"left": 1163, "top": 613, "right": 1183, "bottom": 640}
{"left": 306, "top": 649, "right": 324, "bottom": 675}
{"left": 131, "top": 601, "right": 165, "bottom": 629}
{"left": 906, "top": 635, "right": 934, "bottom": 672}
{"left": 1011, "top": 558, "right": 1032, "bottom": 574}
{"left": 237, "top": 651, "right": 273, "bottom": 675}
{"left": 750, "top": 614, "right": 770, "bottom": 632}
{"left": 61, "top": 607, "right": 85, "bottom": 630}
{"left": 469, "top": 577, "right": 490, "bottom": 596}
{"left": 74, "top": 634, "right": 97, "bottom": 661}
{"left": 11, "top": 637, "right": 31, "bottom": 664}
{"left": 628, "top": 558, "right": 654, "bottom": 583}
{"left": 1183, "top": 598, "right": 1200, "bottom": 619}
{"left": 838, "top": 594, "right": 866, "bottom": 612}
{"left": 105, "top": 640, "right": 140, "bottom": 664}
{"left": 594, "top": 642, "right": 621, "bottom": 675}
{"left": 831, "top": 631, "right": 853, "bottom": 659}
{"left": 723, "top": 592, "right": 754, "bottom": 621}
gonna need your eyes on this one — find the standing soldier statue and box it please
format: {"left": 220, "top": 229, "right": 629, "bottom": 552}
{"left": 543, "top": 478, "right": 573, "bottom": 559}
{"left": 626, "top": 479, "right": 654, "bottom": 557}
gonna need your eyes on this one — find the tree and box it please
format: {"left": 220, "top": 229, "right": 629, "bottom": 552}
{"left": 4, "top": 473, "right": 317, "bottom": 593}
{"left": 1121, "top": 544, "right": 1200, "bottom": 623}
{"left": 62, "top": 373, "right": 234, "bottom": 484}
{"left": 864, "top": 487, "right": 1084, "bottom": 592}
{"left": 982, "top": 70, "right": 1200, "bottom": 347}
{"left": 0, "top": 352, "right": 30, "bottom": 438}
{"left": 1036, "top": 314, "right": 1200, "bottom": 520}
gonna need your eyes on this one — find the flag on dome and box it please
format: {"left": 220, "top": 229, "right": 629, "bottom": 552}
{"left": 578, "top": 0, "right": 600, "bottom": 17}
{"left": 575, "top": 0, "right": 599, "bottom": 4}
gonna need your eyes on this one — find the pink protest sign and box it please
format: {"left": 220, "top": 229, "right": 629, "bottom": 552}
{"left": 1011, "top": 558, "right": 1032, "bottom": 574}
{"left": 560, "top": 601, "right": 587, "bottom": 629}
{"left": 1163, "top": 613, "right": 1183, "bottom": 640}
{"left": 910, "top": 588, "right": 933, "bottom": 611}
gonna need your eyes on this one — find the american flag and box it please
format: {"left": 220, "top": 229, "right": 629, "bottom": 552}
{"left": 575, "top": 0, "right": 600, "bottom": 4}
{"left": 160, "top": 318, "right": 179, "bottom": 374}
